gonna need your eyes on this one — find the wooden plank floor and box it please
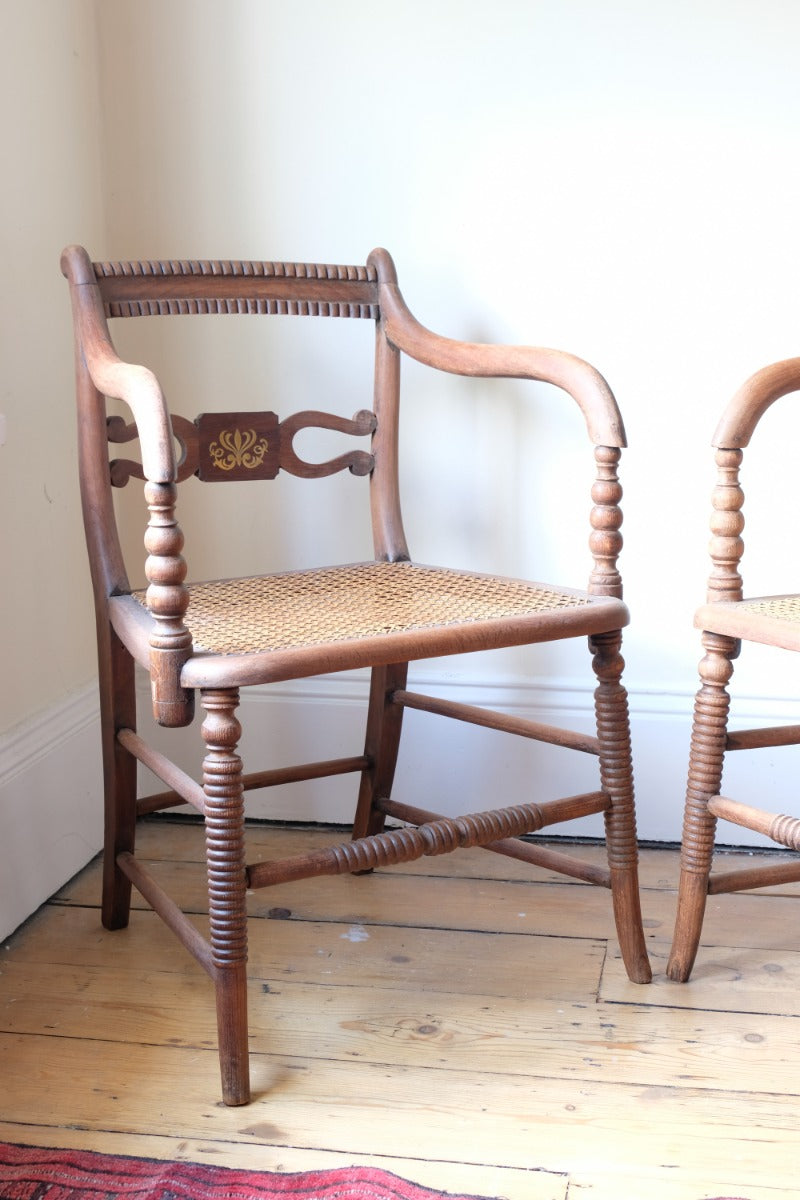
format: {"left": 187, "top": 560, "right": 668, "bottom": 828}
{"left": 2, "top": 820, "right": 800, "bottom": 1200}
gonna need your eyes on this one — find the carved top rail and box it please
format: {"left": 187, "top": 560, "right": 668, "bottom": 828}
{"left": 92, "top": 258, "right": 380, "bottom": 319}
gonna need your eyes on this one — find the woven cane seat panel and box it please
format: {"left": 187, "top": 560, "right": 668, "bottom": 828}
{"left": 134, "top": 562, "right": 592, "bottom": 656}
{"left": 738, "top": 596, "right": 800, "bottom": 623}
{"left": 696, "top": 594, "right": 800, "bottom": 651}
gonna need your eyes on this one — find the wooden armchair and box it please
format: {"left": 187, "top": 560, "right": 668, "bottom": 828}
{"left": 668, "top": 357, "right": 800, "bottom": 981}
{"left": 62, "top": 245, "right": 651, "bottom": 1106}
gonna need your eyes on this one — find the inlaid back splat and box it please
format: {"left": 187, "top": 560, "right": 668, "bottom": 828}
{"left": 107, "top": 408, "right": 376, "bottom": 486}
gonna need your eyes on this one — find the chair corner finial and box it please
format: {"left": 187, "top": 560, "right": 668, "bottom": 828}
{"left": 367, "top": 247, "right": 397, "bottom": 284}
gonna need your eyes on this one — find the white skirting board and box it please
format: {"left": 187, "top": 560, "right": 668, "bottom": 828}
{"left": 0, "top": 684, "right": 103, "bottom": 942}
{"left": 3, "top": 672, "right": 796, "bottom": 940}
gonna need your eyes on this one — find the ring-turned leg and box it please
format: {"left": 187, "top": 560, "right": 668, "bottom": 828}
{"left": 591, "top": 630, "right": 652, "bottom": 984}
{"left": 667, "top": 632, "right": 737, "bottom": 982}
{"left": 202, "top": 687, "right": 250, "bottom": 1106}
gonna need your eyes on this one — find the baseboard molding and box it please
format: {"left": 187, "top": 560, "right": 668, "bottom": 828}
{"left": 0, "top": 685, "right": 103, "bottom": 941}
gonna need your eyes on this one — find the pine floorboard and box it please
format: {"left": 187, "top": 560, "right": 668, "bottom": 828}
{"left": 2, "top": 819, "right": 799, "bottom": 1199}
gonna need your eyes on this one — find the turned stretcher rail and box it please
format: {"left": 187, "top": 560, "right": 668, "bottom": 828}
{"left": 726, "top": 724, "right": 800, "bottom": 751}
{"left": 378, "top": 795, "right": 612, "bottom": 887}
{"left": 392, "top": 689, "right": 601, "bottom": 755}
{"left": 707, "top": 795, "right": 800, "bottom": 851}
{"left": 246, "top": 790, "right": 610, "bottom": 889}
{"left": 709, "top": 859, "right": 800, "bottom": 894}
{"left": 119, "top": 728, "right": 207, "bottom": 816}
{"left": 117, "top": 851, "right": 215, "bottom": 977}
{"left": 135, "top": 753, "right": 370, "bottom": 816}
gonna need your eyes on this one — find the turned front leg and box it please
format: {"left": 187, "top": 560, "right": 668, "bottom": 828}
{"left": 591, "top": 630, "right": 651, "bottom": 984}
{"left": 667, "top": 632, "right": 737, "bottom": 982}
{"left": 202, "top": 687, "right": 250, "bottom": 1105}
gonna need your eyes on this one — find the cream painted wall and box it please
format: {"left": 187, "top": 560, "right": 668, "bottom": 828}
{"left": 0, "top": 0, "right": 108, "bottom": 937}
{"left": 6, "top": 1, "right": 800, "bottom": 941}
{"left": 0, "top": 0, "right": 106, "bottom": 726}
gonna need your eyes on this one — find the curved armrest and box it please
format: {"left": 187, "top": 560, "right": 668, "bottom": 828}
{"left": 701, "top": 357, "right": 800, "bottom": 608}
{"left": 713, "top": 356, "right": 800, "bottom": 448}
{"left": 369, "top": 251, "right": 625, "bottom": 449}
{"left": 61, "top": 245, "right": 176, "bottom": 483}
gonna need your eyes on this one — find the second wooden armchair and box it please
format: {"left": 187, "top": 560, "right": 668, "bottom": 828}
{"left": 62, "top": 245, "right": 651, "bottom": 1106}
{"left": 669, "top": 357, "right": 800, "bottom": 982}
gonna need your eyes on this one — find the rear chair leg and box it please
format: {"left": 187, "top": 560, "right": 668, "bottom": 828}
{"left": 591, "top": 631, "right": 652, "bottom": 984}
{"left": 352, "top": 661, "right": 409, "bottom": 842}
{"left": 100, "top": 628, "right": 138, "bottom": 931}
{"left": 201, "top": 687, "right": 250, "bottom": 1106}
{"left": 667, "top": 633, "right": 737, "bottom": 982}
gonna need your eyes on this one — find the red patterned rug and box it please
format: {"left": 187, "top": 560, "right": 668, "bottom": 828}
{"left": 0, "top": 1143, "right": 497, "bottom": 1200}
{"left": 0, "top": 1144, "right": 754, "bottom": 1200}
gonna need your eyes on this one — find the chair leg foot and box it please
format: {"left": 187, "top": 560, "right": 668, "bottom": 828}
{"left": 667, "top": 869, "right": 710, "bottom": 981}
{"left": 215, "top": 966, "right": 251, "bottom": 1106}
{"left": 101, "top": 869, "right": 133, "bottom": 932}
{"left": 610, "top": 868, "right": 652, "bottom": 983}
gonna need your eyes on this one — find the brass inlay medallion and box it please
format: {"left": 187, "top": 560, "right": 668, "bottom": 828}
{"left": 209, "top": 428, "right": 270, "bottom": 472}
